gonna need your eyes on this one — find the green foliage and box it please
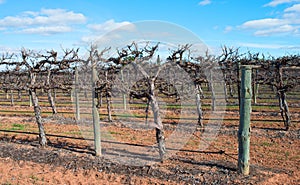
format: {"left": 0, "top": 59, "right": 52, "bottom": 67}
{"left": 10, "top": 123, "right": 25, "bottom": 131}
{"left": 29, "top": 174, "right": 39, "bottom": 184}
{"left": 109, "top": 131, "right": 121, "bottom": 135}
{"left": 2, "top": 182, "right": 13, "bottom": 185}
{"left": 63, "top": 131, "right": 82, "bottom": 136}
{"left": 260, "top": 141, "right": 273, "bottom": 147}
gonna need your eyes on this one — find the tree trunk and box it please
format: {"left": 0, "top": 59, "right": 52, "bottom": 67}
{"left": 149, "top": 79, "right": 166, "bottom": 161}
{"left": 46, "top": 69, "right": 57, "bottom": 115}
{"left": 75, "top": 89, "right": 80, "bottom": 120}
{"left": 29, "top": 91, "right": 32, "bottom": 107}
{"left": 278, "top": 91, "right": 291, "bottom": 130}
{"left": 30, "top": 89, "right": 47, "bottom": 147}
{"left": 70, "top": 89, "right": 74, "bottom": 102}
{"left": 277, "top": 66, "right": 291, "bottom": 131}
{"left": 18, "top": 90, "right": 22, "bottom": 100}
{"left": 30, "top": 73, "right": 47, "bottom": 147}
{"left": 75, "top": 68, "right": 80, "bottom": 121}
{"left": 252, "top": 69, "right": 258, "bottom": 105}
{"left": 195, "top": 84, "right": 203, "bottom": 127}
{"left": 236, "top": 61, "right": 241, "bottom": 112}
{"left": 228, "top": 76, "right": 234, "bottom": 97}
{"left": 223, "top": 74, "right": 228, "bottom": 102}
{"left": 97, "top": 91, "right": 102, "bottom": 108}
{"left": 106, "top": 91, "right": 112, "bottom": 122}
{"left": 5, "top": 89, "right": 9, "bottom": 100}
{"left": 53, "top": 89, "right": 57, "bottom": 102}
{"left": 10, "top": 90, "right": 14, "bottom": 106}
{"left": 121, "top": 69, "right": 127, "bottom": 110}
{"left": 224, "top": 82, "right": 228, "bottom": 103}
{"left": 84, "top": 89, "right": 88, "bottom": 99}
{"left": 272, "top": 85, "right": 276, "bottom": 93}
{"left": 252, "top": 83, "right": 259, "bottom": 105}
{"left": 209, "top": 70, "right": 216, "bottom": 111}
{"left": 47, "top": 89, "right": 57, "bottom": 115}
{"left": 282, "top": 92, "right": 291, "bottom": 130}
{"left": 105, "top": 71, "right": 112, "bottom": 122}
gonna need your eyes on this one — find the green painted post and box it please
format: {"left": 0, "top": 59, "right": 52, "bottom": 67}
{"left": 238, "top": 65, "right": 252, "bottom": 175}
{"left": 92, "top": 64, "right": 101, "bottom": 156}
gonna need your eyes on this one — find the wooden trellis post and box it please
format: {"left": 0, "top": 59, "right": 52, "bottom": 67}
{"left": 238, "top": 65, "right": 252, "bottom": 175}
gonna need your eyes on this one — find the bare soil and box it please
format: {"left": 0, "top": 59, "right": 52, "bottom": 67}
{"left": 0, "top": 108, "right": 299, "bottom": 184}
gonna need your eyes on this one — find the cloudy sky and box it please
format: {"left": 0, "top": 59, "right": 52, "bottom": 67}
{"left": 0, "top": 0, "right": 299, "bottom": 56}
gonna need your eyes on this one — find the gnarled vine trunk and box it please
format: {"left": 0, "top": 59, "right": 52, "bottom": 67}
{"left": 149, "top": 79, "right": 166, "bottom": 161}
{"left": 30, "top": 73, "right": 47, "bottom": 147}
{"left": 106, "top": 91, "right": 112, "bottom": 122}
{"left": 277, "top": 66, "right": 291, "bottom": 130}
{"left": 47, "top": 89, "right": 57, "bottom": 115}
{"left": 278, "top": 90, "right": 291, "bottom": 130}
{"left": 195, "top": 84, "right": 203, "bottom": 127}
{"left": 10, "top": 90, "right": 14, "bottom": 106}
{"left": 46, "top": 69, "right": 57, "bottom": 115}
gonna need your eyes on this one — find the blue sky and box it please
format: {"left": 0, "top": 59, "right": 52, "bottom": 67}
{"left": 0, "top": 0, "right": 300, "bottom": 57}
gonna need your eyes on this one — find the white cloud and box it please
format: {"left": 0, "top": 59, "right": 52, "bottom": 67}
{"left": 254, "top": 25, "right": 298, "bottom": 36}
{"left": 224, "top": 26, "right": 233, "bottom": 33}
{"left": 81, "top": 19, "right": 135, "bottom": 45}
{"left": 87, "top": 19, "right": 134, "bottom": 33}
{"left": 264, "top": 0, "right": 300, "bottom": 7}
{"left": 240, "top": 42, "right": 283, "bottom": 49}
{"left": 19, "top": 26, "right": 73, "bottom": 35}
{"left": 0, "top": 8, "right": 86, "bottom": 35}
{"left": 239, "top": 2, "right": 300, "bottom": 36}
{"left": 198, "top": 0, "right": 211, "bottom": 6}
{"left": 239, "top": 42, "right": 300, "bottom": 50}
{"left": 241, "top": 18, "right": 288, "bottom": 29}
{"left": 284, "top": 3, "right": 300, "bottom": 11}
{"left": 0, "top": 0, "right": 5, "bottom": 4}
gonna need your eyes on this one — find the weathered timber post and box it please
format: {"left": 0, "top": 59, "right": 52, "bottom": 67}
{"left": 75, "top": 67, "right": 80, "bottom": 121}
{"left": 238, "top": 65, "right": 252, "bottom": 175}
{"left": 92, "top": 64, "right": 101, "bottom": 156}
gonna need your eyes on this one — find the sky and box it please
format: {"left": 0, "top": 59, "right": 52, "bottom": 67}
{"left": 0, "top": 0, "right": 300, "bottom": 57}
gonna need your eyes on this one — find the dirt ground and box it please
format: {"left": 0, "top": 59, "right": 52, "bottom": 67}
{"left": 0, "top": 108, "right": 299, "bottom": 184}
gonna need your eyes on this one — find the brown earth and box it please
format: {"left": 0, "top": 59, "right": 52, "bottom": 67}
{"left": 0, "top": 108, "right": 299, "bottom": 184}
